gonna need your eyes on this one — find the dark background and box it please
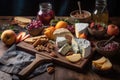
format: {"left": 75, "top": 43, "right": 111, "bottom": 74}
{"left": 0, "top": 0, "right": 120, "bottom": 17}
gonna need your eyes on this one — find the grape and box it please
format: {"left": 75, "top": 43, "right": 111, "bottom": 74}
{"left": 102, "top": 42, "right": 119, "bottom": 51}
{"left": 27, "top": 19, "right": 42, "bottom": 30}
{"left": 67, "top": 25, "right": 75, "bottom": 34}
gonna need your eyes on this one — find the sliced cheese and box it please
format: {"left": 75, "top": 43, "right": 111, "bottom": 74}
{"left": 66, "top": 54, "right": 81, "bottom": 62}
{"left": 101, "top": 59, "right": 112, "bottom": 70}
{"left": 92, "top": 57, "right": 107, "bottom": 64}
{"left": 75, "top": 23, "right": 88, "bottom": 38}
{"left": 92, "top": 57, "right": 112, "bottom": 70}
{"left": 58, "top": 43, "right": 71, "bottom": 55}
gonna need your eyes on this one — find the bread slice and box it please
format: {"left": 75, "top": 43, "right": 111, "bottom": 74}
{"left": 14, "top": 17, "right": 31, "bottom": 24}
{"left": 14, "top": 17, "right": 31, "bottom": 28}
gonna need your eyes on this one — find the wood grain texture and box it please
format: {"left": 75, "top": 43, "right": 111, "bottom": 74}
{"left": 16, "top": 41, "right": 93, "bottom": 71}
{"left": 0, "top": 16, "right": 120, "bottom": 80}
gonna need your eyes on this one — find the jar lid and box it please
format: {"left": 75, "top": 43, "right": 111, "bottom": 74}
{"left": 39, "top": 3, "right": 52, "bottom": 10}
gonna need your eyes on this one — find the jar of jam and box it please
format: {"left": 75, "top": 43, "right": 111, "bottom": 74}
{"left": 37, "top": 3, "right": 55, "bottom": 25}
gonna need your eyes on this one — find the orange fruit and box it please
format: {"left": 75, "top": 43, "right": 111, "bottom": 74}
{"left": 79, "top": 33, "right": 87, "bottom": 39}
{"left": 55, "top": 21, "right": 68, "bottom": 29}
{"left": 44, "top": 26, "right": 55, "bottom": 39}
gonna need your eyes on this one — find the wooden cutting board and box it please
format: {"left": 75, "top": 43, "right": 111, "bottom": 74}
{"left": 16, "top": 41, "right": 93, "bottom": 72}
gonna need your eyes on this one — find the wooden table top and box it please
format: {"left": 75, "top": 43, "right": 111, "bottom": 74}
{"left": 0, "top": 16, "right": 120, "bottom": 80}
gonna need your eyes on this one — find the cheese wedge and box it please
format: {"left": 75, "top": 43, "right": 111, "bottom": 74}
{"left": 66, "top": 54, "right": 81, "bottom": 62}
{"left": 101, "top": 59, "right": 112, "bottom": 70}
{"left": 92, "top": 57, "right": 112, "bottom": 70}
{"left": 53, "top": 28, "right": 74, "bottom": 40}
{"left": 92, "top": 57, "right": 107, "bottom": 64}
{"left": 75, "top": 23, "right": 88, "bottom": 38}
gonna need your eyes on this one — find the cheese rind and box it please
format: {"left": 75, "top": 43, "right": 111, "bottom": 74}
{"left": 53, "top": 28, "right": 74, "bottom": 39}
{"left": 75, "top": 23, "right": 89, "bottom": 38}
{"left": 58, "top": 43, "right": 71, "bottom": 55}
{"left": 71, "top": 38, "right": 79, "bottom": 53}
{"left": 76, "top": 38, "right": 91, "bottom": 58}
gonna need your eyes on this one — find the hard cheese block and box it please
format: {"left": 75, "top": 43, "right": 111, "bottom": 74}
{"left": 75, "top": 23, "right": 89, "bottom": 38}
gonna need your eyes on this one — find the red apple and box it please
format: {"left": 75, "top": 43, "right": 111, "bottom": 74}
{"left": 107, "top": 24, "right": 119, "bottom": 36}
{"left": 1, "top": 30, "right": 16, "bottom": 46}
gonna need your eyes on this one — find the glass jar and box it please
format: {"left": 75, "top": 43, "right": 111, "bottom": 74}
{"left": 92, "top": 0, "right": 109, "bottom": 26}
{"left": 37, "top": 3, "right": 55, "bottom": 25}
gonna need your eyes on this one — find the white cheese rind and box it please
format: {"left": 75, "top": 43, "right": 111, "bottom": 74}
{"left": 71, "top": 38, "right": 79, "bottom": 53}
{"left": 56, "top": 37, "right": 67, "bottom": 48}
{"left": 58, "top": 43, "right": 71, "bottom": 55}
{"left": 75, "top": 23, "right": 89, "bottom": 38}
{"left": 76, "top": 38, "right": 91, "bottom": 58}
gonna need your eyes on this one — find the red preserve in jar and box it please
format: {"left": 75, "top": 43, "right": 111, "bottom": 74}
{"left": 37, "top": 3, "right": 55, "bottom": 25}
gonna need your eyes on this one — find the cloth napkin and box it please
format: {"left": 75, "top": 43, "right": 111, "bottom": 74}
{"left": 0, "top": 44, "right": 53, "bottom": 80}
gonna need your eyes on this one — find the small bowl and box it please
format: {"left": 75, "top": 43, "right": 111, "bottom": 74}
{"left": 88, "top": 27, "right": 106, "bottom": 38}
{"left": 70, "top": 10, "right": 91, "bottom": 22}
{"left": 27, "top": 27, "right": 44, "bottom": 36}
{"left": 96, "top": 40, "right": 120, "bottom": 57}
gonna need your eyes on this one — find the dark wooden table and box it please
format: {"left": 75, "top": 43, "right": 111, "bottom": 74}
{"left": 0, "top": 16, "right": 120, "bottom": 80}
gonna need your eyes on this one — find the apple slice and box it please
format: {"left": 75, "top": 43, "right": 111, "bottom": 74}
{"left": 20, "top": 32, "right": 26, "bottom": 41}
{"left": 16, "top": 32, "right": 26, "bottom": 43}
{"left": 21, "top": 34, "right": 30, "bottom": 41}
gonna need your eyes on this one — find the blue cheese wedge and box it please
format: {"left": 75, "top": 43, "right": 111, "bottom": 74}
{"left": 58, "top": 43, "right": 71, "bottom": 55}
{"left": 56, "top": 37, "right": 67, "bottom": 48}
{"left": 76, "top": 38, "right": 91, "bottom": 58}
{"left": 75, "top": 23, "right": 89, "bottom": 38}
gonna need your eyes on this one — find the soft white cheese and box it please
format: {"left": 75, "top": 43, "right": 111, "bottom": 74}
{"left": 76, "top": 38, "right": 91, "bottom": 58}
{"left": 71, "top": 38, "right": 79, "bottom": 53}
{"left": 75, "top": 23, "right": 89, "bottom": 38}
{"left": 56, "top": 37, "right": 67, "bottom": 48}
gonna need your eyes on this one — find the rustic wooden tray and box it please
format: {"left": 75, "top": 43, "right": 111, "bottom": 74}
{"left": 16, "top": 41, "right": 93, "bottom": 74}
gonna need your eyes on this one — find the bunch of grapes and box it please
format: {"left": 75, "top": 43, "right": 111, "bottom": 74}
{"left": 67, "top": 25, "right": 75, "bottom": 34}
{"left": 27, "top": 20, "right": 42, "bottom": 30}
{"left": 102, "top": 42, "right": 119, "bottom": 51}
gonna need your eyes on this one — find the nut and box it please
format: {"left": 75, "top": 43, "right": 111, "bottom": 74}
{"left": 47, "top": 66, "right": 55, "bottom": 74}
{"left": 49, "top": 52, "right": 57, "bottom": 57}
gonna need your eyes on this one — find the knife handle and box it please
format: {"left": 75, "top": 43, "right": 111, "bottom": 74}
{"left": 19, "top": 54, "right": 51, "bottom": 77}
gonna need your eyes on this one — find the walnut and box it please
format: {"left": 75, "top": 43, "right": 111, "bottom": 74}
{"left": 47, "top": 66, "right": 55, "bottom": 74}
{"left": 46, "top": 42, "right": 55, "bottom": 50}
{"left": 49, "top": 52, "right": 57, "bottom": 57}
